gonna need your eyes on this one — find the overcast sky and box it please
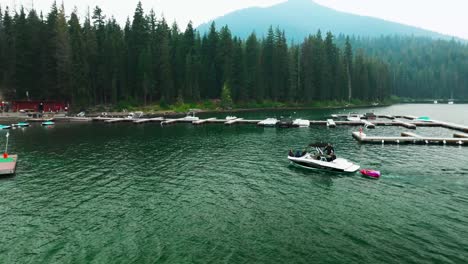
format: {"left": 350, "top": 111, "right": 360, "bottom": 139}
{"left": 0, "top": 0, "right": 467, "bottom": 39}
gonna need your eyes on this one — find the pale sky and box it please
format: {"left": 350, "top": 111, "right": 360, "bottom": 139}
{"left": 0, "top": 0, "right": 467, "bottom": 39}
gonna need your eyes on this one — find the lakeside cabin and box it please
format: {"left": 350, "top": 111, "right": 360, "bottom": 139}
{"left": 7, "top": 101, "right": 67, "bottom": 113}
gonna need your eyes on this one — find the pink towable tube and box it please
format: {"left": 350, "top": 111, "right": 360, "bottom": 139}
{"left": 360, "top": 169, "right": 381, "bottom": 179}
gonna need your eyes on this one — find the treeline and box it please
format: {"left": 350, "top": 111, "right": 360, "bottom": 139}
{"left": 0, "top": 2, "right": 392, "bottom": 107}
{"left": 336, "top": 35, "right": 468, "bottom": 99}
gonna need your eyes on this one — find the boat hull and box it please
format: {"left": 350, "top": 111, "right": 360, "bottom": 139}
{"left": 288, "top": 155, "right": 360, "bottom": 173}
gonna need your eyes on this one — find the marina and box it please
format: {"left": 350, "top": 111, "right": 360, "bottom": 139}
{"left": 86, "top": 113, "right": 468, "bottom": 134}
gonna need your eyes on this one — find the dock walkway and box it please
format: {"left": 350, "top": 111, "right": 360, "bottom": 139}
{"left": 353, "top": 132, "right": 468, "bottom": 146}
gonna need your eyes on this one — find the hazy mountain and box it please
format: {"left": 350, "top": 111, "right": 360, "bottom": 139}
{"left": 197, "top": 0, "right": 450, "bottom": 41}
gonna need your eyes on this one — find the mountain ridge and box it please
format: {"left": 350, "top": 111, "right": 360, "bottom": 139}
{"left": 197, "top": 0, "right": 454, "bottom": 41}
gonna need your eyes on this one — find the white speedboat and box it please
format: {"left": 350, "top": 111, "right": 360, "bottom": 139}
{"left": 293, "top": 119, "right": 310, "bottom": 128}
{"left": 433, "top": 100, "right": 438, "bottom": 104}
{"left": 288, "top": 144, "right": 360, "bottom": 173}
{"left": 347, "top": 113, "right": 362, "bottom": 122}
{"left": 226, "top": 116, "right": 237, "bottom": 121}
{"left": 258, "top": 118, "right": 278, "bottom": 127}
{"left": 182, "top": 111, "right": 199, "bottom": 121}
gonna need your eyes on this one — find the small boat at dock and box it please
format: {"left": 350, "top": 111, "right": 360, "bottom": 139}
{"left": 258, "top": 118, "right": 278, "bottom": 127}
{"left": 12, "top": 122, "right": 30, "bottom": 128}
{"left": 293, "top": 119, "right": 310, "bottom": 128}
{"left": 182, "top": 111, "right": 199, "bottom": 121}
{"left": 0, "top": 125, "right": 11, "bottom": 130}
{"left": 42, "top": 121, "right": 55, "bottom": 126}
{"left": 347, "top": 113, "right": 362, "bottom": 122}
{"left": 277, "top": 117, "right": 294, "bottom": 128}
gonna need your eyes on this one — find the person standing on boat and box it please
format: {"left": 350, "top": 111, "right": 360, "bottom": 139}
{"left": 324, "top": 144, "right": 334, "bottom": 155}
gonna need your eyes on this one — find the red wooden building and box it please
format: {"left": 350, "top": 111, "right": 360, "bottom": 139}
{"left": 10, "top": 101, "right": 67, "bottom": 112}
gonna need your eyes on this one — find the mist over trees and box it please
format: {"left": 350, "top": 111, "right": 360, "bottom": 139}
{"left": 0, "top": 1, "right": 465, "bottom": 109}
{"left": 336, "top": 36, "right": 468, "bottom": 99}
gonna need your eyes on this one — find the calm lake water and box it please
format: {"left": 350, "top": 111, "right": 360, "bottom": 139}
{"left": 1, "top": 104, "right": 468, "bottom": 263}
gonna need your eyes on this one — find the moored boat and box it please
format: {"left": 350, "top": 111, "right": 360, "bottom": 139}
{"left": 364, "top": 112, "right": 377, "bottom": 120}
{"left": 12, "top": 122, "right": 30, "bottom": 128}
{"left": 347, "top": 113, "right": 362, "bottom": 122}
{"left": 277, "top": 117, "right": 294, "bottom": 128}
{"left": 182, "top": 111, "right": 199, "bottom": 121}
{"left": 42, "top": 121, "right": 55, "bottom": 126}
{"left": 0, "top": 125, "right": 11, "bottom": 130}
{"left": 258, "top": 118, "right": 278, "bottom": 127}
{"left": 293, "top": 119, "right": 310, "bottom": 128}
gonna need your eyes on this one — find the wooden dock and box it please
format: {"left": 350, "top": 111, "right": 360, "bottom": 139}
{"left": 80, "top": 113, "right": 468, "bottom": 137}
{"left": 352, "top": 132, "right": 468, "bottom": 146}
{"left": 393, "top": 119, "right": 417, "bottom": 129}
{"left": 0, "top": 155, "right": 18, "bottom": 176}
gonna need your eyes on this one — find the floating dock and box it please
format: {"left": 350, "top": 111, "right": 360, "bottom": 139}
{"left": 393, "top": 119, "right": 417, "bottom": 129}
{"left": 352, "top": 132, "right": 468, "bottom": 146}
{"left": 0, "top": 155, "right": 18, "bottom": 176}
{"left": 85, "top": 113, "right": 468, "bottom": 135}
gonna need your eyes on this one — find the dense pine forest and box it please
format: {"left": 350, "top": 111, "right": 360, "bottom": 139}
{"left": 0, "top": 2, "right": 466, "bottom": 110}
{"left": 336, "top": 36, "right": 468, "bottom": 100}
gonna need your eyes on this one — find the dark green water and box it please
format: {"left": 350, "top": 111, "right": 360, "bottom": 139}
{"left": 1, "top": 104, "right": 468, "bottom": 263}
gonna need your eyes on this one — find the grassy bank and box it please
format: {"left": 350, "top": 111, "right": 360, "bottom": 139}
{"left": 83, "top": 98, "right": 397, "bottom": 115}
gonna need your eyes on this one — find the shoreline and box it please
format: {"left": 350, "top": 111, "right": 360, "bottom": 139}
{"left": 0, "top": 104, "right": 383, "bottom": 122}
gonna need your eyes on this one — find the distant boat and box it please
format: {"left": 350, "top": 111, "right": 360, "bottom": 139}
{"left": 42, "top": 121, "right": 55, "bottom": 126}
{"left": 0, "top": 125, "right": 11, "bottom": 130}
{"left": 364, "top": 112, "right": 377, "bottom": 120}
{"left": 277, "top": 117, "right": 295, "bottom": 128}
{"left": 293, "top": 119, "right": 310, "bottom": 128}
{"left": 258, "top": 118, "right": 278, "bottom": 127}
{"left": 434, "top": 100, "right": 438, "bottom": 104}
{"left": 347, "top": 113, "right": 362, "bottom": 122}
{"left": 182, "top": 111, "right": 199, "bottom": 121}
{"left": 226, "top": 116, "right": 237, "bottom": 121}
{"left": 416, "top": 116, "right": 431, "bottom": 122}
{"left": 12, "top": 122, "right": 30, "bottom": 128}
{"left": 448, "top": 100, "right": 454, "bottom": 105}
